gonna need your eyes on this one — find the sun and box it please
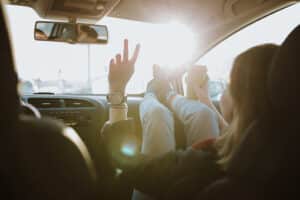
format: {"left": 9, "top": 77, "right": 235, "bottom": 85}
{"left": 148, "top": 21, "right": 196, "bottom": 68}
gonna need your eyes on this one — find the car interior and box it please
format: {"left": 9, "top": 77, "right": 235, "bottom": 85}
{"left": 1, "top": 0, "right": 300, "bottom": 199}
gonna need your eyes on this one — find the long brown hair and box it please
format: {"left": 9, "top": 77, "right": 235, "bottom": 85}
{"left": 215, "top": 44, "right": 279, "bottom": 170}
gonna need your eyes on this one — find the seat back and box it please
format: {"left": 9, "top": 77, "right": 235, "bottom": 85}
{"left": 0, "top": 5, "right": 100, "bottom": 200}
{"left": 228, "top": 25, "right": 300, "bottom": 186}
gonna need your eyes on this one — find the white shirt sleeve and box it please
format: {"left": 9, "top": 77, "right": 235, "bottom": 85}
{"left": 109, "top": 103, "right": 128, "bottom": 124}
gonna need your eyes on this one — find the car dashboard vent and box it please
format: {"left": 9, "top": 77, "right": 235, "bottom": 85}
{"left": 28, "top": 98, "right": 63, "bottom": 108}
{"left": 64, "top": 99, "right": 94, "bottom": 108}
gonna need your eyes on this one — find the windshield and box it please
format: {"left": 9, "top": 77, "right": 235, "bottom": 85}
{"left": 6, "top": 5, "right": 196, "bottom": 95}
{"left": 6, "top": 4, "right": 300, "bottom": 95}
{"left": 197, "top": 3, "right": 300, "bottom": 82}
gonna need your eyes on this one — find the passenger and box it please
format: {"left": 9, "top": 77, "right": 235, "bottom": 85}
{"left": 77, "top": 25, "right": 99, "bottom": 43}
{"left": 102, "top": 40, "right": 279, "bottom": 199}
{"left": 35, "top": 28, "right": 48, "bottom": 40}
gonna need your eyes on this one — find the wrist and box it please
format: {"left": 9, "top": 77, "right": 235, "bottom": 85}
{"left": 109, "top": 85, "right": 126, "bottom": 94}
{"left": 107, "top": 92, "right": 127, "bottom": 106}
{"left": 109, "top": 89, "right": 125, "bottom": 94}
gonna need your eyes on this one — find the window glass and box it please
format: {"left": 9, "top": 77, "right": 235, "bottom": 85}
{"left": 198, "top": 3, "right": 300, "bottom": 84}
{"left": 6, "top": 3, "right": 300, "bottom": 95}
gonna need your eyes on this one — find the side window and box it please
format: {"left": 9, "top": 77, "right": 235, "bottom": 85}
{"left": 196, "top": 3, "right": 300, "bottom": 99}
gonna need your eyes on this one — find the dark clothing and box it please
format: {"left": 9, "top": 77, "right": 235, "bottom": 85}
{"left": 121, "top": 148, "right": 224, "bottom": 199}
{"left": 101, "top": 119, "right": 224, "bottom": 199}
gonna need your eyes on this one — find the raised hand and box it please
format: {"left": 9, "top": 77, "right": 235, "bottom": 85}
{"left": 186, "top": 65, "right": 210, "bottom": 102}
{"left": 108, "top": 39, "right": 141, "bottom": 93}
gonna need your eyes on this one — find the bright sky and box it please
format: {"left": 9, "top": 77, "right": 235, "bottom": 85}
{"left": 5, "top": 5, "right": 196, "bottom": 94}
{"left": 198, "top": 3, "right": 300, "bottom": 81}
{"left": 5, "top": 3, "right": 300, "bottom": 94}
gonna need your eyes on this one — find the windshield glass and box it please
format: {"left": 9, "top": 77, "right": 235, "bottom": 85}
{"left": 6, "top": 5, "right": 196, "bottom": 95}
{"left": 6, "top": 4, "right": 300, "bottom": 95}
{"left": 197, "top": 3, "right": 300, "bottom": 82}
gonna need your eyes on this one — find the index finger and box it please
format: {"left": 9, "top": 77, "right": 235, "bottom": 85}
{"left": 130, "top": 43, "right": 141, "bottom": 64}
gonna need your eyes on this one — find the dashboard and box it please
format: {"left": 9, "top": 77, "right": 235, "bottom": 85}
{"left": 21, "top": 94, "right": 143, "bottom": 158}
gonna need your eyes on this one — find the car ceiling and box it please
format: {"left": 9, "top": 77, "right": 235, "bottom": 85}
{"left": 6, "top": 0, "right": 299, "bottom": 62}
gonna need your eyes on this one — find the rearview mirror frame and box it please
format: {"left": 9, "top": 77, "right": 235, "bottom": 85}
{"left": 34, "top": 21, "right": 109, "bottom": 44}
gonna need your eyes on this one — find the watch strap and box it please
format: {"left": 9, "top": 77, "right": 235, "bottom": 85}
{"left": 107, "top": 92, "right": 127, "bottom": 105}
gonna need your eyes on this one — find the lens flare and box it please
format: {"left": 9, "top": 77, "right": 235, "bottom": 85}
{"left": 115, "top": 168, "right": 123, "bottom": 176}
{"left": 152, "top": 21, "right": 196, "bottom": 67}
{"left": 121, "top": 142, "right": 136, "bottom": 157}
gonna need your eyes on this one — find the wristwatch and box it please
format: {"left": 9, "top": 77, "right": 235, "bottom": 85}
{"left": 107, "top": 92, "right": 127, "bottom": 105}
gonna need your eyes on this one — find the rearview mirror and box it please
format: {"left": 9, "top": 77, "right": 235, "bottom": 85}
{"left": 34, "top": 21, "right": 108, "bottom": 44}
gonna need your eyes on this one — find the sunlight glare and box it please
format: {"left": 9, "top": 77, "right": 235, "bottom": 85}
{"left": 150, "top": 21, "right": 196, "bottom": 68}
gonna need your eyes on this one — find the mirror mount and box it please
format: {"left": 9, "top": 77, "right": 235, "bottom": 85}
{"left": 68, "top": 17, "right": 77, "bottom": 24}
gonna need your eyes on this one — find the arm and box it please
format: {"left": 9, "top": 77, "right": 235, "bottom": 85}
{"left": 107, "top": 39, "right": 140, "bottom": 123}
{"left": 193, "top": 81, "right": 228, "bottom": 131}
{"left": 205, "top": 100, "right": 228, "bottom": 131}
{"left": 101, "top": 119, "right": 221, "bottom": 199}
{"left": 93, "top": 39, "right": 140, "bottom": 194}
{"left": 124, "top": 149, "right": 221, "bottom": 198}
{"left": 113, "top": 142, "right": 221, "bottom": 198}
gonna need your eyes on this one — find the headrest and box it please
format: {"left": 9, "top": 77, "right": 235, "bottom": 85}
{"left": 268, "top": 25, "right": 300, "bottom": 114}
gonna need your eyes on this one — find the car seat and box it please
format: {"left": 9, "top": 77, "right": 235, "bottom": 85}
{"left": 0, "top": 6, "right": 101, "bottom": 200}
